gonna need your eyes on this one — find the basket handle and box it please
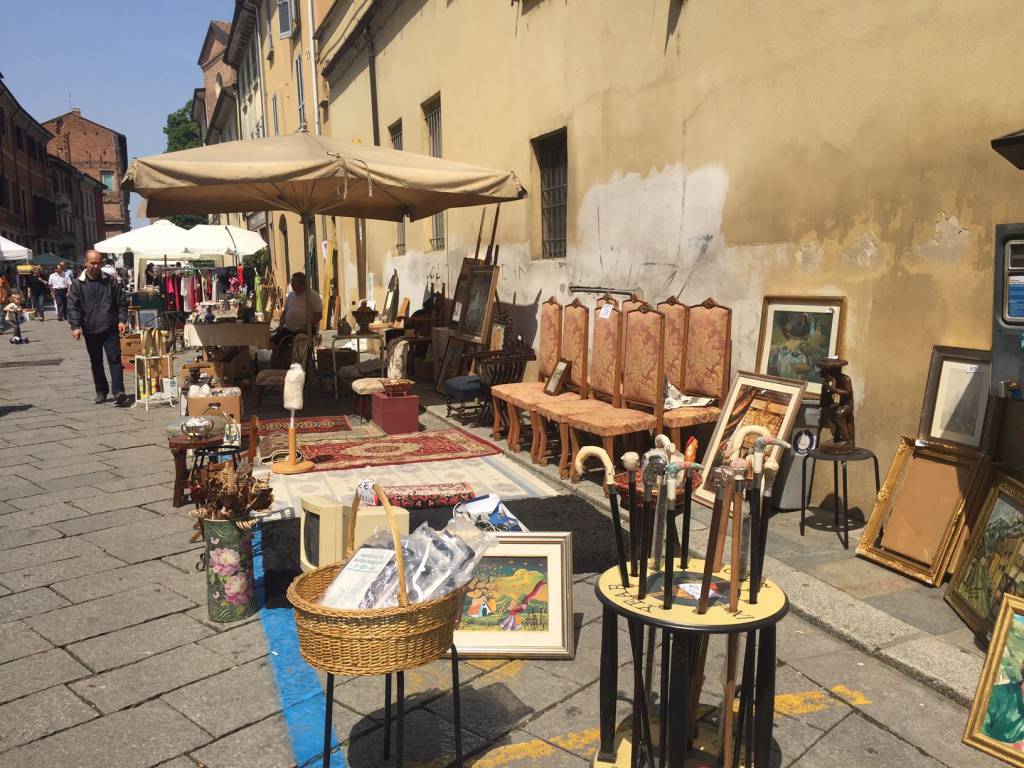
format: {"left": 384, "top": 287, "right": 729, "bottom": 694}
{"left": 347, "top": 484, "right": 410, "bottom": 608}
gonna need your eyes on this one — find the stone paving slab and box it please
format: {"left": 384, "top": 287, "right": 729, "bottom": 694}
{"left": 0, "top": 524, "right": 62, "bottom": 550}
{"left": 70, "top": 643, "right": 232, "bottom": 714}
{"left": 791, "top": 712, "right": 943, "bottom": 767}
{"left": 0, "top": 685, "right": 97, "bottom": 752}
{"left": 26, "top": 583, "right": 195, "bottom": 645}
{"left": 51, "top": 506, "right": 160, "bottom": 536}
{"left": 0, "top": 700, "right": 210, "bottom": 768}
{"left": 72, "top": 484, "right": 174, "bottom": 515}
{"left": 197, "top": 621, "right": 269, "bottom": 666}
{"left": 82, "top": 514, "right": 196, "bottom": 563}
{"left": 68, "top": 613, "right": 214, "bottom": 673}
{"left": 0, "top": 501, "right": 93, "bottom": 532}
{"left": 0, "top": 648, "right": 89, "bottom": 705}
{"left": 50, "top": 559, "right": 186, "bottom": 604}
{"left": 0, "top": 620, "right": 52, "bottom": 664}
{"left": 0, "top": 552, "right": 126, "bottom": 592}
{"left": 0, "top": 586, "right": 69, "bottom": 623}
{"left": 0, "top": 535, "right": 103, "bottom": 574}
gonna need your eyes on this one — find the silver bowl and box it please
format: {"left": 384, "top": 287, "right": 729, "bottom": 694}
{"left": 181, "top": 416, "right": 215, "bottom": 440}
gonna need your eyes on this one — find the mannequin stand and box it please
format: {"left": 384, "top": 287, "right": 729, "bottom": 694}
{"left": 271, "top": 411, "right": 315, "bottom": 474}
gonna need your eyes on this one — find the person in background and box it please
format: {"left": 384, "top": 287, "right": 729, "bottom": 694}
{"left": 144, "top": 262, "right": 158, "bottom": 287}
{"left": 0, "top": 275, "right": 9, "bottom": 334}
{"left": 67, "top": 250, "right": 129, "bottom": 405}
{"left": 27, "top": 266, "right": 49, "bottom": 321}
{"left": 270, "top": 272, "right": 323, "bottom": 349}
{"left": 48, "top": 262, "right": 73, "bottom": 321}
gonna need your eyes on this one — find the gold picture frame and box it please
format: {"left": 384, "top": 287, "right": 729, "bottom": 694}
{"left": 755, "top": 295, "right": 846, "bottom": 397}
{"left": 694, "top": 371, "right": 807, "bottom": 508}
{"left": 452, "top": 532, "right": 574, "bottom": 660}
{"left": 947, "top": 474, "right": 1024, "bottom": 640}
{"left": 856, "top": 436, "right": 986, "bottom": 586}
{"left": 964, "top": 593, "right": 1024, "bottom": 764}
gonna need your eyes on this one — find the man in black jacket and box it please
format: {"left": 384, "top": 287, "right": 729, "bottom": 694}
{"left": 67, "top": 250, "right": 129, "bottom": 405}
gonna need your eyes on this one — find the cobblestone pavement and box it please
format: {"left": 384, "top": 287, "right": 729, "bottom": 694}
{"left": 0, "top": 317, "right": 993, "bottom": 767}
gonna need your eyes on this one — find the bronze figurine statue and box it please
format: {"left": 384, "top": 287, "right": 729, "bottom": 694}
{"left": 819, "top": 357, "right": 855, "bottom": 453}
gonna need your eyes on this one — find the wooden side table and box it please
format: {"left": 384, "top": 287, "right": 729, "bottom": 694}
{"left": 371, "top": 391, "right": 420, "bottom": 434}
{"left": 168, "top": 434, "right": 224, "bottom": 507}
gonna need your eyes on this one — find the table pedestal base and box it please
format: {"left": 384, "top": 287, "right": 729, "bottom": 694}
{"left": 593, "top": 707, "right": 722, "bottom": 768}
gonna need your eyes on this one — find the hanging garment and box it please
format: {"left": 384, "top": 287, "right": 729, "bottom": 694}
{"left": 255, "top": 280, "right": 264, "bottom": 313}
{"left": 243, "top": 266, "right": 256, "bottom": 293}
{"left": 165, "top": 275, "right": 178, "bottom": 311}
{"left": 188, "top": 274, "right": 197, "bottom": 309}
{"left": 181, "top": 276, "right": 192, "bottom": 312}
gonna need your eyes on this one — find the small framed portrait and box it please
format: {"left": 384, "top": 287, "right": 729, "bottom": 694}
{"left": 756, "top": 296, "right": 846, "bottom": 397}
{"left": 919, "top": 346, "right": 992, "bottom": 450}
{"left": 964, "top": 593, "right": 1024, "bottom": 765}
{"left": 543, "top": 358, "right": 571, "bottom": 396}
{"left": 453, "top": 532, "right": 574, "bottom": 659}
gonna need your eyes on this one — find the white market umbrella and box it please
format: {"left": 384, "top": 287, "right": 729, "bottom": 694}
{"left": 0, "top": 235, "right": 31, "bottom": 262}
{"left": 94, "top": 219, "right": 191, "bottom": 256}
{"left": 184, "top": 224, "right": 267, "bottom": 257}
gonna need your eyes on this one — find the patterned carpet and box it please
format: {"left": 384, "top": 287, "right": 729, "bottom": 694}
{"left": 296, "top": 427, "right": 499, "bottom": 472}
{"left": 255, "top": 414, "right": 383, "bottom": 462}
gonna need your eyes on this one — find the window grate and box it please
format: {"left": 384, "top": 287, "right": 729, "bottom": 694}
{"left": 294, "top": 56, "right": 306, "bottom": 131}
{"left": 423, "top": 95, "right": 444, "bottom": 250}
{"left": 535, "top": 130, "right": 567, "bottom": 259}
{"left": 389, "top": 120, "right": 406, "bottom": 255}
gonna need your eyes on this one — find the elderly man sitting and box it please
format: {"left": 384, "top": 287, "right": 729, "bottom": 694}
{"left": 270, "top": 272, "right": 323, "bottom": 367}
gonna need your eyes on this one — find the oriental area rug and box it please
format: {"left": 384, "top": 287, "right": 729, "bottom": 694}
{"left": 298, "top": 427, "right": 499, "bottom": 471}
{"left": 255, "top": 414, "right": 383, "bottom": 462}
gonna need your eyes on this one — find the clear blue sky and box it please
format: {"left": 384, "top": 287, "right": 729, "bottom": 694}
{"left": 3, "top": 0, "right": 234, "bottom": 228}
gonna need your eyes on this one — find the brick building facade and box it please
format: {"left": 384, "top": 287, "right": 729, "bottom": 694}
{"left": 43, "top": 109, "right": 130, "bottom": 238}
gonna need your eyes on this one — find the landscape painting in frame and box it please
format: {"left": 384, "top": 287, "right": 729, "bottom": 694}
{"left": 695, "top": 372, "right": 806, "bottom": 507}
{"left": 453, "top": 532, "right": 574, "bottom": 659}
{"left": 947, "top": 475, "right": 1024, "bottom": 639}
{"left": 964, "top": 594, "right": 1024, "bottom": 765}
{"left": 756, "top": 296, "right": 845, "bottom": 397}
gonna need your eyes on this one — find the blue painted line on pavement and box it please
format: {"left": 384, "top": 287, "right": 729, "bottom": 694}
{"left": 252, "top": 528, "right": 345, "bottom": 767}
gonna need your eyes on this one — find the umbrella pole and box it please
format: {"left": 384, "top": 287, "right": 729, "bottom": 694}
{"left": 303, "top": 214, "right": 314, "bottom": 387}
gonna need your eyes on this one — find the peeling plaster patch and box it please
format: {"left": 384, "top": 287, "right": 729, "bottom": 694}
{"left": 574, "top": 163, "right": 728, "bottom": 293}
{"left": 916, "top": 213, "right": 970, "bottom": 262}
{"left": 843, "top": 232, "right": 879, "bottom": 268}
{"left": 797, "top": 241, "right": 825, "bottom": 272}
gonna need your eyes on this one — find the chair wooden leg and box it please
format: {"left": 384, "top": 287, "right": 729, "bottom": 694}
{"left": 569, "top": 428, "right": 582, "bottom": 481}
{"left": 558, "top": 422, "right": 572, "bottom": 478}
{"left": 530, "top": 411, "right": 544, "bottom": 464}
{"left": 602, "top": 436, "right": 616, "bottom": 467}
{"left": 535, "top": 414, "right": 550, "bottom": 466}
{"left": 508, "top": 404, "right": 522, "bottom": 452}
{"left": 491, "top": 395, "right": 503, "bottom": 439}
{"left": 671, "top": 427, "right": 681, "bottom": 452}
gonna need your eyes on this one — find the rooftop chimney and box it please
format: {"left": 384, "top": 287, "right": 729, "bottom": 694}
{"left": 71, "top": 107, "right": 81, "bottom": 115}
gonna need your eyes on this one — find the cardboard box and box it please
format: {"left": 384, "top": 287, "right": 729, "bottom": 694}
{"left": 186, "top": 392, "right": 242, "bottom": 423}
{"left": 180, "top": 348, "right": 254, "bottom": 385}
{"left": 120, "top": 335, "right": 142, "bottom": 360}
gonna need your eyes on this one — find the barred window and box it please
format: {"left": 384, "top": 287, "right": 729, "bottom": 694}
{"left": 389, "top": 120, "right": 406, "bottom": 255}
{"left": 422, "top": 95, "right": 443, "bottom": 250}
{"left": 534, "top": 129, "right": 567, "bottom": 259}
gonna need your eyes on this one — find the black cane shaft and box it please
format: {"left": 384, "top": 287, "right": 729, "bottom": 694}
{"left": 663, "top": 495, "right": 675, "bottom": 610}
{"left": 628, "top": 474, "right": 639, "bottom": 576}
{"left": 698, "top": 489, "right": 725, "bottom": 614}
{"left": 749, "top": 488, "right": 762, "bottom": 604}
{"left": 681, "top": 474, "right": 692, "bottom": 570}
{"left": 608, "top": 487, "right": 631, "bottom": 588}
{"left": 638, "top": 495, "right": 653, "bottom": 599}
{"left": 322, "top": 673, "right": 335, "bottom": 768}
{"left": 659, "top": 635, "right": 670, "bottom": 768}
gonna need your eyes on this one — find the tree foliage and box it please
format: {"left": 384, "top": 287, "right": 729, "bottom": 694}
{"left": 162, "top": 100, "right": 204, "bottom": 228}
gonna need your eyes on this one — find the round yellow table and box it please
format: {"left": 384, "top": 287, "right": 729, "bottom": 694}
{"left": 593, "top": 558, "right": 789, "bottom": 768}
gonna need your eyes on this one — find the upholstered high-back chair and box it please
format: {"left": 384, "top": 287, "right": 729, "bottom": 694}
{"left": 657, "top": 296, "right": 688, "bottom": 391}
{"left": 567, "top": 305, "right": 665, "bottom": 478}
{"left": 490, "top": 297, "right": 564, "bottom": 451}
{"left": 662, "top": 297, "right": 733, "bottom": 448}
{"left": 561, "top": 299, "right": 589, "bottom": 397}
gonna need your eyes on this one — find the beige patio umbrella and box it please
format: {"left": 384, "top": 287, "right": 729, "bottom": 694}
{"left": 122, "top": 130, "right": 526, "bottom": 378}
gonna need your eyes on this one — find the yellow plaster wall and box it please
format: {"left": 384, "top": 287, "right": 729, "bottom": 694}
{"left": 319, "top": 0, "right": 1024, "bottom": 498}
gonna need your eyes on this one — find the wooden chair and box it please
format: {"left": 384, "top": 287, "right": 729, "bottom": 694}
{"left": 657, "top": 296, "right": 688, "bottom": 391}
{"left": 444, "top": 347, "right": 535, "bottom": 425}
{"left": 527, "top": 299, "right": 591, "bottom": 466}
{"left": 347, "top": 338, "right": 410, "bottom": 420}
{"left": 662, "top": 297, "right": 732, "bottom": 448}
{"left": 568, "top": 305, "right": 666, "bottom": 478}
{"left": 490, "top": 296, "right": 563, "bottom": 451}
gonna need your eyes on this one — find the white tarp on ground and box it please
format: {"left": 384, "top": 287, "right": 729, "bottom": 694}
{"left": 0, "top": 235, "right": 31, "bottom": 262}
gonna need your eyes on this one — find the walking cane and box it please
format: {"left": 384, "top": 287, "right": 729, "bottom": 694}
{"left": 697, "top": 467, "right": 731, "bottom": 615}
{"left": 678, "top": 461, "right": 702, "bottom": 572}
{"left": 749, "top": 437, "right": 791, "bottom": 604}
{"left": 574, "top": 446, "right": 629, "bottom": 588}
{"left": 622, "top": 452, "right": 641, "bottom": 577}
{"left": 638, "top": 453, "right": 666, "bottom": 600}
{"left": 663, "top": 463, "right": 679, "bottom": 610}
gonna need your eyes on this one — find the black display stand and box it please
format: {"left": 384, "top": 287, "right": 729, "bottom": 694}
{"left": 799, "top": 447, "right": 880, "bottom": 549}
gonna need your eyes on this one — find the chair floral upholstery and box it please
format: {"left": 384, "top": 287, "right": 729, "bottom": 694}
{"left": 537, "top": 297, "right": 563, "bottom": 379}
{"left": 683, "top": 299, "right": 731, "bottom": 402}
{"left": 657, "top": 297, "right": 687, "bottom": 390}
{"left": 589, "top": 304, "right": 621, "bottom": 400}
{"left": 561, "top": 300, "right": 588, "bottom": 392}
{"left": 568, "top": 408, "right": 657, "bottom": 437}
{"left": 663, "top": 405, "right": 721, "bottom": 429}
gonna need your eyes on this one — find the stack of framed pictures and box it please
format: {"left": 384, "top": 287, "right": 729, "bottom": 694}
{"left": 436, "top": 260, "right": 501, "bottom": 394}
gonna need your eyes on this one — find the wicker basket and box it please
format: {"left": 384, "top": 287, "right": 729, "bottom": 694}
{"left": 288, "top": 484, "right": 465, "bottom": 676}
{"left": 380, "top": 378, "right": 414, "bottom": 397}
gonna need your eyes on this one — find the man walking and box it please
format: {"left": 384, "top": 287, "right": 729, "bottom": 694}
{"left": 48, "top": 262, "right": 73, "bottom": 321}
{"left": 67, "top": 250, "right": 129, "bottom": 405}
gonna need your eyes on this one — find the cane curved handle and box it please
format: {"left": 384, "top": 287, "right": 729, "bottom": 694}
{"left": 654, "top": 434, "right": 676, "bottom": 456}
{"left": 574, "top": 445, "right": 615, "bottom": 485}
{"left": 727, "top": 425, "right": 771, "bottom": 460}
{"left": 621, "top": 452, "right": 641, "bottom": 472}
{"left": 753, "top": 436, "right": 793, "bottom": 453}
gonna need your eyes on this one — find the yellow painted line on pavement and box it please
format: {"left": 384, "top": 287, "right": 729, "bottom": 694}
{"left": 487, "top": 659, "right": 528, "bottom": 682}
{"left": 831, "top": 683, "right": 871, "bottom": 706}
{"left": 467, "top": 737, "right": 558, "bottom": 767}
{"left": 773, "top": 685, "right": 871, "bottom": 716}
{"left": 550, "top": 727, "right": 600, "bottom": 752}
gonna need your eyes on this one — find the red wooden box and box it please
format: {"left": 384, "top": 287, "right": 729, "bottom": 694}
{"left": 371, "top": 391, "right": 420, "bottom": 435}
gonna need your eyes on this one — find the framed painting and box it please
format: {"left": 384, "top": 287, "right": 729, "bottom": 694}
{"left": 543, "top": 359, "right": 571, "bottom": 396}
{"left": 857, "top": 436, "right": 986, "bottom": 586}
{"left": 457, "top": 265, "right": 500, "bottom": 345}
{"left": 947, "top": 475, "right": 1024, "bottom": 640}
{"left": 964, "top": 593, "right": 1024, "bottom": 764}
{"left": 694, "top": 372, "right": 807, "bottom": 508}
{"left": 755, "top": 296, "right": 846, "bottom": 397}
{"left": 919, "top": 346, "right": 992, "bottom": 450}
{"left": 452, "top": 532, "right": 574, "bottom": 659}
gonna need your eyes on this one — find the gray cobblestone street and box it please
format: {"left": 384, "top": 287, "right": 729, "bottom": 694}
{"left": 0, "top": 318, "right": 998, "bottom": 767}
